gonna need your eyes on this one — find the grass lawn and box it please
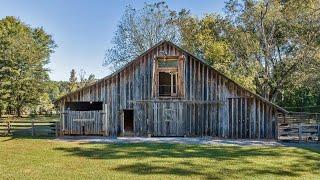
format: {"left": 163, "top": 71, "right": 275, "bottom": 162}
{"left": 0, "top": 137, "right": 319, "bottom": 179}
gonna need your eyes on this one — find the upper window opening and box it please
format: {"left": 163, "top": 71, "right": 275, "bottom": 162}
{"left": 159, "top": 72, "right": 177, "bottom": 97}
{"left": 158, "top": 59, "right": 178, "bottom": 68}
{"left": 153, "top": 55, "right": 184, "bottom": 98}
{"left": 159, "top": 72, "right": 172, "bottom": 96}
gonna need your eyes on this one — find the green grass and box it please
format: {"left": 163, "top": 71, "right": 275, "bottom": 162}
{"left": 0, "top": 137, "right": 319, "bottom": 179}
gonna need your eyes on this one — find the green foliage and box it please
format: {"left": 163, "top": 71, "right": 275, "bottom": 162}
{"left": 276, "top": 71, "right": 320, "bottom": 112}
{"left": 180, "top": 0, "right": 320, "bottom": 104}
{"left": 180, "top": 14, "right": 259, "bottom": 91}
{"left": 223, "top": 0, "right": 320, "bottom": 101}
{"left": 0, "top": 16, "right": 56, "bottom": 116}
{"left": 68, "top": 69, "right": 78, "bottom": 92}
{"left": 105, "top": 1, "right": 190, "bottom": 69}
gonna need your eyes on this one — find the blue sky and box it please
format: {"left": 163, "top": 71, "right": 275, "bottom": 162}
{"left": 0, "top": 0, "right": 225, "bottom": 81}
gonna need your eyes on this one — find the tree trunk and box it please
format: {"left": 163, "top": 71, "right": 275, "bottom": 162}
{"left": 16, "top": 106, "right": 22, "bottom": 117}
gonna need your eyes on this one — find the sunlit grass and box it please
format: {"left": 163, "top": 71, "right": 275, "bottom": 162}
{"left": 0, "top": 137, "right": 319, "bottom": 179}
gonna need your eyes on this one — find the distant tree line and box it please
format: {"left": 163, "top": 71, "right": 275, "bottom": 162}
{"left": 105, "top": 0, "right": 320, "bottom": 112}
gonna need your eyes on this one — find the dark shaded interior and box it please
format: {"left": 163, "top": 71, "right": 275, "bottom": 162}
{"left": 159, "top": 72, "right": 171, "bottom": 96}
{"left": 65, "top": 101, "right": 103, "bottom": 111}
{"left": 124, "top": 110, "right": 134, "bottom": 132}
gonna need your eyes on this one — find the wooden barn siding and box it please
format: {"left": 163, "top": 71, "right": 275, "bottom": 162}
{"left": 62, "top": 110, "right": 105, "bottom": 135}
{"left": 60, "top": 42, "right": 278, "bottom": 139}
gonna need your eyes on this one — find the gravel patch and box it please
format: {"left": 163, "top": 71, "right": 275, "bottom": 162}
{"left": 55, "top": 136, "right": 285, "bottom": 146}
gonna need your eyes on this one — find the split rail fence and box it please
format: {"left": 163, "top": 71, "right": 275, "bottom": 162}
{"left": 0, "top": 120, "right": 60, "bottom": 137}
{"left": 278, "top": 112, "right": 320, "bottom": 142}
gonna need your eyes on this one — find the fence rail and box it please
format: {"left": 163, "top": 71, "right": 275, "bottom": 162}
{"left": 278, "top": 112, "right": 320, "bottom": 142}
{"left": 278, "top": 123, "right": 320, "bottom": 142}
{"left": 0, "top": 120, "right": 60, "bottom": 137}
{"left": 278, "top": 112, "right": 320, "bottom": 124}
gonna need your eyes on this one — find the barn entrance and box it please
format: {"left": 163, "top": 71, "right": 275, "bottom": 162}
{"left": 123, "top": 109, "right": 134, "bottom": 135}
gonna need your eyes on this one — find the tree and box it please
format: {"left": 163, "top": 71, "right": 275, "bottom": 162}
{"left": 276, "top": 64, "right": 320, "bottom": 112}
{"left": 68, "top": 69, "right": 78, "bottom": 92}
{"left": 78, "top": 69, "right": 96, "bottom": 88}
{"left": 48, "top": 80, "right": 69, "bottom": 99}
{"left": 105, "top": 1, "right": 190, "bottom": 69}
{"left": 87, "top": 74, "right": 96, "bottom": 84}
{"left": 79, "top": 69, "right": 86, "bottom": 88}
{"left": 179, "top": 14, "right": 258, "bottom": 90}
{"left": 180, "top": 0, "right": 320, "bottom": 102}
{"left": 223, "top": 0, "right": 320, "bottom": 101}
{"left": 0, "top": 16, "right": 56, "bottom": 116}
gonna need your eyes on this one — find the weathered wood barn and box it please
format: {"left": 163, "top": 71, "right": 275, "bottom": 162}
{"left": 56, "top": 40, "right": 287, "bottom": 139}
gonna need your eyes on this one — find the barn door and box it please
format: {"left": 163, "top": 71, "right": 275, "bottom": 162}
{"left": 163, "top": 108, "right": 176, "bottom": 136}
{"left": 163, "top": 103, "right": 183, "bottom": 136}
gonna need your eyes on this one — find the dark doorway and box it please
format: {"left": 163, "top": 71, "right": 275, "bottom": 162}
{"left": 123, "top": 110, "right": 134, "bottom": 132}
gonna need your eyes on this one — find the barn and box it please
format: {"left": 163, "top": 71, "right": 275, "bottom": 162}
{"left": 55, "top": 40, "right": 287, "bottom": 139}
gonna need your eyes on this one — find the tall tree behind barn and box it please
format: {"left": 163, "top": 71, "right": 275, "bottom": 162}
{"left": 56, "top": 41, "right": 287, "bottom": 138}
{"left": 104, "top": 2, "right": 190, "bottom": 69}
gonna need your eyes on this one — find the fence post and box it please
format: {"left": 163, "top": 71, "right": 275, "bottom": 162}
{"left": 298, "top": 123, "right": 302, "bottom": 143}
{"left": 7, "top": 121, "right": 10, "bottom": 135}
{"left": 55, "top": 122, "right": 59, "bottom": 137}
{"left": 31, "top": 119, "right": 35, "bottom": 137}
{"left": 318, "top": 124, "right": 320, "bottom": 143}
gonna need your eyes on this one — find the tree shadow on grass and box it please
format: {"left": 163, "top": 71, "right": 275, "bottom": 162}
{"left": 113, "top": 162, "right": 300, "bottom": 179}
{"left": 280, "top": 142, "right": 320, "bottom": 154}
{"left": 0, "top": 134, "right": 55, "bottom": 142}
{"left": 53, "top": 143, "right": 320, "bottom": 178}
{"left": 54, "top": 143, "right": 281, "bottom": 160}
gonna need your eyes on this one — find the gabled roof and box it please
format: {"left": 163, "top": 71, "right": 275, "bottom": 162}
{"left": 55, "top": 40, "right": 287, "bottom": 113}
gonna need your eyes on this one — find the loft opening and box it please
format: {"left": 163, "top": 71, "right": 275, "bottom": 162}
{"left": 65, "top": 101, "right": 103, "bottom": 111}
{"left": 154, "top": 55, "right": 184, "bottom": 97}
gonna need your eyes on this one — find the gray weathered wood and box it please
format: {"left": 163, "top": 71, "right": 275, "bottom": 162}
{"left": 56, "top": 41, "right": 285, "bottom": 139}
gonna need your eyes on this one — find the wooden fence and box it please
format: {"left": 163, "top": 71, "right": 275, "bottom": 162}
{"left": 278, "top": 112, "right": 320, "bottom": 142}
{"left": 278, "top": 112, "right": 320, "bottom": 124}
{"left": 0, "top": 120, "right": 60, "bottom": 137}
{"left": 278, "top": 123, "right": 320, "bottom": 142}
